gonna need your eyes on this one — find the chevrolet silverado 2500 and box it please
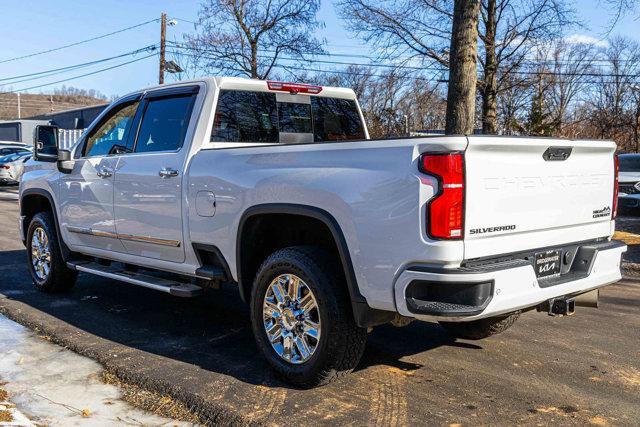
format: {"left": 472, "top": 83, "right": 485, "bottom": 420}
{"left": 19, "top": 77, "right": 626, "bottom": 387}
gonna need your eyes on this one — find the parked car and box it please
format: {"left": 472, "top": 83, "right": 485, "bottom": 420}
{"left": 19, "top": 77, "right": 626, "bottom": 387}
{"left": 617, "top": 153, "right": 640, "bottom": 210}
{"left": 0, "top": 144, "right": 31, "bottom": 156}
{"left": 0, "top": 152, "right": 31, "bottom": 184}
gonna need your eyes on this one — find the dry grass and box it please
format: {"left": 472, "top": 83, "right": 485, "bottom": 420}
{"left": 0, "top": 386, "right": 13, "bottom": 422}
{"left": 101, "top": 371, "right": 201, "bottom": 424}
{"left": 613, "top": 231, "right": 640, "bottom": 245}
{"left": 0, "top": 410, "right": 12, "bottom": 422}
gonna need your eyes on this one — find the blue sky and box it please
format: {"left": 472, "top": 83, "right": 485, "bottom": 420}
{"left": 0, "top": 0, "right": 637, "bottom": 98}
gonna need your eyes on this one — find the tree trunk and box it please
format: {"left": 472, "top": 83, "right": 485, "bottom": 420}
{"left": 250, "top": 42, "right": 259, "bottom": 79}
{"left": 446, "top": 0, "right": 481, "bottom": 135}
{"left": 481, "top": 0, "right": 497, "bottom": 134}
{"left": 635, "top": 102, "right": 640, "bottom": 153}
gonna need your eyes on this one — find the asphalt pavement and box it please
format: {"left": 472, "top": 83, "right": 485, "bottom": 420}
{"left": 0, "top": 186, "right": 638, "bottom": 425}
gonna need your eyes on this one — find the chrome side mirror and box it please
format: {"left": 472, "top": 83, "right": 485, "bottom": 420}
{"left": 57, "top": 149, "right": 75, "bottom": 174}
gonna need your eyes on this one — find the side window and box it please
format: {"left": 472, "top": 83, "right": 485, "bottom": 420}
{"left": 211, "top": 90, "right": 278, "bottom": 143}
{"left": 311, "top": 97, "right": 365, "bottom": 141}
{"left": 84, "top": 101, "right": 139, "bottom": 157}
{"left": 134, "top": 95, "right": 195, "bottom": 153}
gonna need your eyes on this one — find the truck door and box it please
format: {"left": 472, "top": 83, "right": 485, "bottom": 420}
{"left": 112, "top": 86, "right": 199, "bottom": 263}
{"left": 59, "top": 96, "right": 141, "bottom": 252}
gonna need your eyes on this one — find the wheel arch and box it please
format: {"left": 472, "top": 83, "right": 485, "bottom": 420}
{"left": 235, "top": 204, "right": 395, "bottom": 328}
{"left": 236, "top": 204, "right": 364, "bottom": 303}
{"left": 20, "top": 188, "right": 70, "bottom": 259}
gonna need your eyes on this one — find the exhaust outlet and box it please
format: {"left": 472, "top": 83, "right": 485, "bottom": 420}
{"left": 573, "top": 289, "right": 599, "bottom": 308}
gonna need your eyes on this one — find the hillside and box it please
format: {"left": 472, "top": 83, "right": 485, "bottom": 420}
{"left": 0, "top": 89, "right": 107, "bottom": 120}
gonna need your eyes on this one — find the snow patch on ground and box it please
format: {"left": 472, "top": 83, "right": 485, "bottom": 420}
{"left": 0, "top": 314, "right": 187, "bottom": 426}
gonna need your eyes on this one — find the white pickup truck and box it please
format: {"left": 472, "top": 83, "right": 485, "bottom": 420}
{"left": 20, "top": 77, "right": 626, "bottom": 387}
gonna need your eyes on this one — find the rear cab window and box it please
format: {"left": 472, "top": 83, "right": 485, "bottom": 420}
{"left": 211, "top": 89, "right": 365, "bottom": 145}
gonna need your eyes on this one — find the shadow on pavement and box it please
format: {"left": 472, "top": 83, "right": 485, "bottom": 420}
{"left": 0, "top": 248, "right": 473, "bottom": 388}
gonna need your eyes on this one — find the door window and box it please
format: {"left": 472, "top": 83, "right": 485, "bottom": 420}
{"left": 84, "top": 101, "right": 139, "bottom": 157}
{"left": 134, "top": 95, "right": 196, "bottom": 153}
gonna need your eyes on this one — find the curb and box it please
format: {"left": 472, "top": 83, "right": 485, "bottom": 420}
{"left": 0, "top": 300, "right": 255, "bottom": 426}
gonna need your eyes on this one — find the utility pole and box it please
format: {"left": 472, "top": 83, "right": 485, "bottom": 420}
{"left": 159, "top": 12, "right": 167, "bottom": 84}
{"left": 17, "top": 93, "right": 21, "bottom": 119}
{"left": 50, "top": 95, "right": 53, "bottom": 112}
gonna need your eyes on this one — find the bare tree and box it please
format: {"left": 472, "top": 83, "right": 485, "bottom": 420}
{"left": 545, "top": 40, "right": 596, "bottom": 134}
{"left": 399, "top": 79, "right": 447, "bottom": 132}
{"left": 337, "top": 0, "right": 453, "bottom": 66}
{"left": 338, "top": 0, "right": 574, "bottom": 134}
{"left": 588, "top": 37, "right": 640, "bottom": 149}
{"left": 601, "top": 0, "right": 639, "bottom": 33}
{"left": 478, "top": 0, "right": 574, "bottom": 133}
{"left": 446, "top": 0, "right": 481, "bottom": 133}
{"left": 317, "top": 65, "right": 375, "bottom": 101}
{"left": 497, "top": 68, "right": 530, "bottom": 134}
{"left": 185, "top": 0, "right": 325, "bottom": 79}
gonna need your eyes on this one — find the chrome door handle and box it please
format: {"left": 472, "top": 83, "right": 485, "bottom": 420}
{"left": 96, "top": 167, "right": 113, "bottom": 178}
{"left": 159, "top": 168, "right": 179, "bottom": 178}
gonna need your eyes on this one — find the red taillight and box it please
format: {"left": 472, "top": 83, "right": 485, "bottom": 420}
{"left": 613, "top": 153, "right": 619, "bottom": 219}
{"left": 420, "top": 153, "right": 465, "bottom": 239}
{"left": 267, "top": 81, "right": 323, "bottom": 94}
{"left": 0, "top": 165, "right": 9, "bottom": 170}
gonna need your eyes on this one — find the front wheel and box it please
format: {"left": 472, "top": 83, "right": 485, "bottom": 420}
{"left": 439, "top": 311, "right": 520, "bottom": 340}
{"left": 27, "top": 212, "right": 77, "bottom": 293}
{"left": 250, "top": 246, "right": 367, "bottom": 388}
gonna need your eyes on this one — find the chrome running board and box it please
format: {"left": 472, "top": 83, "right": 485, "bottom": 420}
{"left": 66, "top": 260, "right": 203, "bottom": 297}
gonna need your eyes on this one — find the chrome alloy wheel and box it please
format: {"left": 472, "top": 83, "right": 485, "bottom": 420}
{"left": 31, "top": 227, "right": 51, "bottom": 281}
{"left": 263, "top": 274, "right": 321, "bottom": 364}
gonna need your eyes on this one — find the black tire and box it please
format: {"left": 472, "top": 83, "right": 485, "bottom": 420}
{"left": 439, "top": 311, "right": 520, "bottom": 340}
{"left": 250, "top": 246, "right": 367, "bottom": 388}
{"left": 26, "top": 211, "right": 77, "bottom": 293}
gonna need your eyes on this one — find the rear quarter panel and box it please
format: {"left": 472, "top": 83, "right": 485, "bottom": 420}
{"left": 187, "top": 137, "right": 467, "bottom": 310}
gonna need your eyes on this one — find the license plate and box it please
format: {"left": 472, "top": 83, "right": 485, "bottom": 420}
{"left": 534, "top": 250, "right": 561, "bottom": 279}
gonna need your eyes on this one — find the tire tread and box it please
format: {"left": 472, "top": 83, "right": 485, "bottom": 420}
{"left": 27, "top": 211, "right": 77, "bottom": 293}
{"left": 251, "top": 245, "right": 367, "bottom": 388}
{"left": 440, "top": 311, "right": 520, "bottom": 340}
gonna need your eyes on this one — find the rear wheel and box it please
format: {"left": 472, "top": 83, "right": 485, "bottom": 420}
{"left": 250, "top": 246, "right": 367, "bottom": 388}
{"left": 27, "top": 212, "right": 77, "bottom": 293}
{"left": 439, "top": 311, "right": 520, "bottom": 340}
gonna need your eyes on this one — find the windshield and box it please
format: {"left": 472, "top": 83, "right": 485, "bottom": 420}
{"left": 0, "top": 152, "right": 29, "bottom": 163}
{"left": 211, "top": 90, "right": 365, "bottom": 143}
{"left": 619, "top": 155, "right": 640, "bottom": 172}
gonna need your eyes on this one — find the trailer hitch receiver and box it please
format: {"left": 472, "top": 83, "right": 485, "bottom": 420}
{"left": 538, "top": 298, "right": 576, "bottom": 317}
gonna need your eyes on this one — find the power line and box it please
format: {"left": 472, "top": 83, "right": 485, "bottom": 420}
{"left": 0, "top": 45, "right": 158, "bottom": 84}
{"left": 167, "top": 40, "right": 640, "bottom": 71}
{"left": 169, "top": 16, "right": 199, "bottom": 25}
{"left": 166, "top": 50, "right": 640, "bottom": 85}
{"left": 0, "top": 18, "right": 158, "bottom": 64}
{"left": 170, "top": 45, "right": 640, "bottom": 80}
{"left": 166, "top": 50, "right": 443, "bottom": 81}
{"left": 2, "top": 53, "right": 157, "bottom": 93}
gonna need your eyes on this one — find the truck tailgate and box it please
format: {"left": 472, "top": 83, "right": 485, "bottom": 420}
{"left": 464, "top": 137, "right": 616, "bottom": 259}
